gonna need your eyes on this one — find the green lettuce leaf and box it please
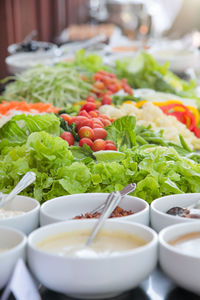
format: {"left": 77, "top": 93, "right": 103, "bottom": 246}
{"left": 0, "top": 113, "right": 61, "bottom": 151}
{"left": 71, "top": 49, "right": 111, "bottom": 73}
{"left": 26, "top": 131, "right": 74, "bottom": 171}
{"left": 58, "top": 162, "right": 91, "bottom": 194}
{"left": 115, "top": 51, "right": 198, "bottom": 100}
{"left": 106, "top": 116, "right": 136, "bottom": 150}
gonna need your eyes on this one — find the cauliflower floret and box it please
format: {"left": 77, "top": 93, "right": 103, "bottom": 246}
{"left": 99, "top": 105, "right": 125, "bottom": 119}
{"left": 99, "top": 101, "right": 200, "bottom": 150}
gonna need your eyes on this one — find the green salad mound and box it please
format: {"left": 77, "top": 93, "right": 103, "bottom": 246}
{"left": 0, "top": 113, "right": 199, "bottom": 203}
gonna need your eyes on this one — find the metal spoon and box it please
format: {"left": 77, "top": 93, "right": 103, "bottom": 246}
{"left": 0, "top": 172, "right": 36, "bottom": 208}
{"left": 89, "top": 183, "right": 137, "bottom": 215}
{"left": 86, "top": 183, "right": 137, "bottom": 247}
{"left": 166, "top": 207, "right": 189, "bottom": 216}
{"left": 166, "top": 200, "right": 200, "bottom": 217}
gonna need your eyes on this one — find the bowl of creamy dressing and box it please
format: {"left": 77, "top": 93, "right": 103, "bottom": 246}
{"left": 0, "top": 195, "right": 40, "bottom": 234}
{"left": 28, "top": 219, "right": 158, "bottom": 299}
{"left": 0, "top": 226, "right": 27, "bottom": 289}
{"left": 159, "top": 222, "right": 200, "bottom": 295}
{"left": 40, "top": 193, "right": 149, "bottom": 227}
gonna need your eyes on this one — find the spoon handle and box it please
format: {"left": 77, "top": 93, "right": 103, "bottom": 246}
{"left": 89, "top": 183, "right": 137, "bottom": 214}
{"left": 86, "top": 183, "right": 137, "bottom": 247}
{"left": 86, "top": 191, "right": 121, "bottom": 247}
{"left": 0, "top": 172, "right": 36, "bottom": 207}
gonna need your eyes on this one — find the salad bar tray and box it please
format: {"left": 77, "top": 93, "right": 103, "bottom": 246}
{"left": 41, "top": 266, "right": 199, "bottom": 300}
{"left": 0, "top": 266, "right": 199, "bottom": 300}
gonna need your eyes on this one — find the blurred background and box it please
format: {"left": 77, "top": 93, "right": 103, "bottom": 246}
{"left": 1, "top": 0, "right": 200, "bottom": 79}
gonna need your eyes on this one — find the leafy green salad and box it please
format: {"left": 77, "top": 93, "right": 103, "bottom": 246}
{"left": 0, "top": 113, "right": 199, "bottom": 203}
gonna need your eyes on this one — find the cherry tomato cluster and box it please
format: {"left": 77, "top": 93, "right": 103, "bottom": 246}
{"left": 92, "top": 70, "right": 133, "bottom": 106}
{"left": 60, "top": 96, "right": 117, "bottom": 151}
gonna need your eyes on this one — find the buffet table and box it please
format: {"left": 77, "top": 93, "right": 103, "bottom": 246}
{"left": 41, "top": 266, "right": 199, "bottom": 300}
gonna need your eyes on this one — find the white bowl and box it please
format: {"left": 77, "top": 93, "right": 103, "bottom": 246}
{"left": 0, "top": 195, "right": 40, "bottom": 235}
{"left": 5, "top": 52, "right": 57, "bottom": 74}
{"left": 151, "top": 193, "right": 200, "bottom": 232}
{"left": 40, "top": 193, "right": 149, "bottom": 227}
{"left": 149, "top": 45, "right": 200, "bottom": 73}
{"left": 159, "top": 222, "right": 200, "bottom": 295}
{"left": 0, "top": 226, "right": 27, "bottom": 289}
{"left": 8, "top": 41, "right": 57, "bottom": 55}
{"left": 28, "top": 220, "right": 158, "bottom": 299}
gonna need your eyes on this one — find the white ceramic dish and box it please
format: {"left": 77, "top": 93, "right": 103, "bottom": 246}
{"left": 159, "top": 222, "right": 200, "bottom": 295}
{"left": 0, "top": 195, "right": 40, "bottom": 235}
{"left": 8, "top": 41, "right": 57, "bottom": 55}
{"left": 28, "top": 220, "right": 158, "bottom": 299}
{"left": 151, "top": 193, "right": 200, "bottom": 232}
{"left": 0, "top": 226, "right": 27, "bottom": 289}
{"left": 149, "top": 45, "right": 200, "bottom": 73}
{"left": 5, "top": 52, "right": 57, "bottom": 74}
{"left": 40, "top": 193, "right": 149, "bottom": 227}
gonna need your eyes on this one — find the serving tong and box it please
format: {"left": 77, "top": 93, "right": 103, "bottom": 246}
{"left": 86, "top": 183, "right": 136, "bottom": 246}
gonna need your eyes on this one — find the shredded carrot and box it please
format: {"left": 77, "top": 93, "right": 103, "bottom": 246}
{"left": 0, "top": 101, "right": 60, "bottom": 115}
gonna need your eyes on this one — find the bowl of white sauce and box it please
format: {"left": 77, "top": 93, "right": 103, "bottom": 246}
{"left": 159, "top": 222, "right": 200, "bottom": 295}
{"left": 0, "top": 226, "right": 27, "bottom": 289}
{"left": 27, "top": 219, "right": 158, "bottom": 299}
{"left": 0, "top": 195, "right": 40, "bottom": 235}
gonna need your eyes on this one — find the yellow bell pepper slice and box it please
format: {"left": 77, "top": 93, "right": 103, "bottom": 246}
{"left": 187, "top": 106, "right": 199, "bottom": 125}
{"left": 135, "top": 100, "right": 147, "bottom": 108}
{"left": 123, "top": 100, "right": 135, "bottom": 105}
{"left": 73, "top": 100, "right": 86, "bottom": 106}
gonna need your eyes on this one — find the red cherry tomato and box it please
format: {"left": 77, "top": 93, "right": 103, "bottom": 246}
{"left": 93, "top": 128, "right": 107, "bottom": 140}
{"left": 68, "top": 116, "right": 77, "bottom": 125}
{"left": 81, "top": 102, "right": 96, "bottom": 112}
{"left": 93, "top": 123, "right": 104, "bottom": 129}
{"left": 78, "top": 110, "right": 91, "bottom": 118}
{"left": 105, "top": 140, "right": 115, "bottom": 145}
{"left": 99, "top": 114, "right": 111, "bottom": 121}
{"left": 60, "top": 114, "right": 71, "bottom": 124}
{"left": 101, "top": 90, "right": 113, "bottom": 97}
{"left": 78, "top": 126, "right": 94, "bottom": 140}
{"left": 75, "top": 116, "right": 91, "bottom": 131}
{"left": 92, "top": 139, "right": 106, "bottom": 152}
{"left": 80, "top": 119, "right": 94, "bottom": 129}
{"left": 79, "top": 138, "right": 93, "bottom": 148}
{"left": 92, "top": 81, "right": 105, "bottom": 91}
{"left": 101, "top": 96, "right": 112, "bottom": 105}
{"left": 60, "top": 132, "right": 74, "bottom": 146}
{"left": 92, "top": 118, "right": 104, "bottom": 125}
{"left": 98, "top": 117, "right": 111, "bottom": 127}
{"left": 89, "top": 111, "right": 99, "bottom": 118}
{"left": 107, "top": 83, "right": 119, "bottom": 93}
{"left": 122, "top": 78, "right": 133, "bottom": 95}
{"left": 105, "top": 143, "right": 117, "bottom": 151}
{"left": 86, "top": 96, "right": 95, "bottom": 102}
{"left": 94, "top": 73, "right": 104, "bottom": 81}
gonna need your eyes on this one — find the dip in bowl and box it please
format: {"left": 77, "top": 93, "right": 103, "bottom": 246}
{"left": 0, "top": 195, "right": 40, "bottom": 235}
{"left": 28, "top": 220, "right": 157, "bottom": 299}
{"left": 159, "top": 222, "right": 200, "bottom": 295}
{"left": 0, "top": 226, "right": 27, "bottom": 289}
{"left": 40, "top": 193, "right": 149, "bottom": 226}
